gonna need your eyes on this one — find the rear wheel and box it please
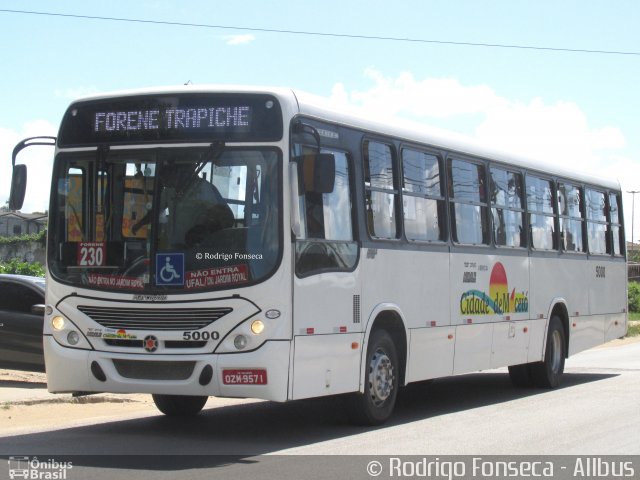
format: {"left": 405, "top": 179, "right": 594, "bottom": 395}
{"left": 152, "top": 394, "right": 208, "bottom": 416}
{"left": 346, "top": 329, "right": 399, "bottom": 426}
{"left": 531, "top": 316, "right": 566, "bottom": 388}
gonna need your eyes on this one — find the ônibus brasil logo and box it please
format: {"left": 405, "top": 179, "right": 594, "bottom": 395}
{"left": 460, "top": 262, "right": 529, "bottom": 315}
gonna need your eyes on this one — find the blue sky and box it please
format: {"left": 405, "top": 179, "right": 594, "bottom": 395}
{"left": 2, "top": 1, "right": 640, "bottom": 239}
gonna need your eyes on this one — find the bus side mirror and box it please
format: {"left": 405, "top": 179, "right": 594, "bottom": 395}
{"left": 298, "top": 153, "right": 335, "bottom": 194}
{"left": 9, "top": 164, "right": 27, "bottom": 211}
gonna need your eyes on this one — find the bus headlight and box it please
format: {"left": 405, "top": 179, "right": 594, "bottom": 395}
{"left": 67, "top": 331, "right": 80, "bottom": 346}
{"left": 51, "top": 316, "right": 66, "bottom": 331}
{"left": 250, "top": 320, "right": 265, "bottom": 335}
{"left": 215, "top": 316, "right": 273, "bottom": 353}
{"left": 234, "top": 334, "right": 248, "bottom": 350}
{"left": 47, "top": 313, "right": 93, "bottom": 350}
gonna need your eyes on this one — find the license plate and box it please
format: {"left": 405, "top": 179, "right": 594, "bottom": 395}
{"left": 222, "top": 369, "right": 267, "bottom": 385}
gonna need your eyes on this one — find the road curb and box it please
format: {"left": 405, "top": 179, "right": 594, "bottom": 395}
{"left": 1, "top": 395, "right": 141, "bottom": 407}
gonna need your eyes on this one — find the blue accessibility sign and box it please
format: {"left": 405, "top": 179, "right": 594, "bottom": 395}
{"left": 155, "top": 252, "right": 185, "bottom": 286}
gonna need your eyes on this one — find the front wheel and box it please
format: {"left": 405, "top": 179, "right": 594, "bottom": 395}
{"left": 152, "top": 394, "right": 208, "bottom": 416}
{"left": 346, "top": 329, "right": 399, "bottom": 426}
{"left": 531, "top": 316, "right": 566, "bottom": 388}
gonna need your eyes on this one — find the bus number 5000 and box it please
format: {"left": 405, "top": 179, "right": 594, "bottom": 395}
{"left": 183, "top": 331, "right": 220, "bottom": 341}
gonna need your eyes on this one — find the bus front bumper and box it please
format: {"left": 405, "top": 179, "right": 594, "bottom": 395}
{"left": 43, "top": 335, "right": 291, "bottom": 402}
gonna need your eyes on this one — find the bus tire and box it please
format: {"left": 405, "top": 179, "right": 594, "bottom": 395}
{"left": 531, "top": 316, "right": 566, "bottom": 388}
{"left": 346, "top": 329, "right": 399, "bottom": 426}
{"left": 508, "top": 364, "right": 533, "bottom": 388}
{"left": 152, "top": 394, "right": 208, "bottom": 416}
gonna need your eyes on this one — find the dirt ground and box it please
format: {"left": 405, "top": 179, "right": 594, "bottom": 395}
{"left": 1, "top": 331, "right": 638, "bottom": 436}
{"left": 0, "top": 370, "right": 159, "bottom": 435}
{"left": 0, "top": 370, "right": 259, "bottom": 436}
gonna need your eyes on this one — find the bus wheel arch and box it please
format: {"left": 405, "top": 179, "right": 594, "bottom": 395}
{"left": 365, "top": 309, "right": 408, "bottom": 387}
{"left": 346, "top": 309, "right": 408, "bottom": 425}
{"left": 532, "top": 309, "right": 568, "bottom": 389}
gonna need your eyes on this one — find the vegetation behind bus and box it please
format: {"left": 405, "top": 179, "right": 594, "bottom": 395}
{"left": 0, "top": 258, "right": 45, "bottom": 276}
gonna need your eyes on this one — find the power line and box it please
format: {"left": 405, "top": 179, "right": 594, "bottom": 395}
{"left": 2, "top": 8, "right": 640, "bottom": 57}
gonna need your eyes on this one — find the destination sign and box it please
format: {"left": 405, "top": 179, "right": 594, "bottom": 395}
{"left": 58, "top": 93, "right": 282, "bottom": 146}
{"left": 93, "top": 106, "right": 251, "bottom": 133}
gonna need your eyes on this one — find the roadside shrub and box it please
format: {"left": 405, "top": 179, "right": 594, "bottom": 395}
{"left": 0, "top": 258, "right": 45, "bottom": 277}
{"left": 0, "top": 229, "right": 46, "bottom": 245}
{"left": 628, "top": 282, "right": 640, "bottom": 313}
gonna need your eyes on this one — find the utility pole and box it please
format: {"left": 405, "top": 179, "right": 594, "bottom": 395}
{"left": 628, "top": 190, "right": 640, "bottom": 246}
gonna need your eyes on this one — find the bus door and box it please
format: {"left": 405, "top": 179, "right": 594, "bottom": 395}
{"left": 450, "top": 163, "right": 531, "bottom": 372}
{"left": 290, "top": 149, "right": 361, "bottom": 399}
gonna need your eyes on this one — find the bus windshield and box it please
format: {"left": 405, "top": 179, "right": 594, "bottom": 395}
{"left": 48, "top": 146, "right": 282, "bottom": 293}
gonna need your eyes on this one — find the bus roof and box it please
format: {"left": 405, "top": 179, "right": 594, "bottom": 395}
{"left": 291, "top": 89, "right": 622, "bottom": 192}
{"left": 71, "top": 84, "right": 621, "bottom": 191}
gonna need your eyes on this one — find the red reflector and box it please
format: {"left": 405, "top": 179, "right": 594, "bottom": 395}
{"left": 339, "top": 326, "right": 347, "bottom": 333}
{"left": 430, "top": 321, "right": 436, "bottom": 327}
{"left": 222, "top": 369, "right": 267, "bottom": 385}
{"left": 467, "top": 319, "right": 473, "bottom": 324}
{"left": 306, "top": 328, "right": 314, "bottom": 335}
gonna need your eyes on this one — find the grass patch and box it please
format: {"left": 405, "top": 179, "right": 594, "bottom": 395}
{"left": 629, "top": 312, "right": 640, "bottom": 322}
{"left": 627, "top": 322, "right": 640, "bottom": 337}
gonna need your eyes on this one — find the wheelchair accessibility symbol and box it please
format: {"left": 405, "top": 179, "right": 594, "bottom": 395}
{"left": 155, "top": 253, "right": 184, "bottom": 286}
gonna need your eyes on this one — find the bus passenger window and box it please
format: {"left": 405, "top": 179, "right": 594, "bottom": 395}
{"left": 490, "top": 167, "right": 525, "bottom": 247}
{"left": 558, "top": 182, "right": 585, "bottom": 253}
{"left": 364, "top": 141, "right": 399, "bottom": 239}
{"left": 609, "top": 193, "right": 623, "bottom": 256}
{"left": 401, "top": 149, "right": 445, "bottom": 242}
{"left": 586, "top": 188, "right": 607, "bottom": 255}
{"left": 526, "top": 175, "right": 557, "bottom": 250}
{"left": 448, "top": 159, "right": 489, "bottom": 245}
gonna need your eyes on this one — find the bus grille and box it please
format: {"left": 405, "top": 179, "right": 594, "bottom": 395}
{"left": 103, "top": 339, "right": 207, "bottom": 349}
{"left": 112, "top": 360, "right": 195, "bottom": 380}
{"left": 77, "top": 305, "right": 232, "bottom": 331}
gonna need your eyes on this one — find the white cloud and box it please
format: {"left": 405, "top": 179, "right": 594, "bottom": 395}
{"left": 223, "top": 34, "right": 255, "bottom": 46}
{"left": 0, "top": 120, "right": 57, "bottom": 213}
{"left": 331, "top": 68, "right": 506, "bottom": 119}
{"left": 474, "top": 97, "right": 625, "bottom": 172}
{"left": 331, "top": 68, "right": 626, "bottom": 175}
{"left": 331, "top": 69, "right": 635, "bottom": 236}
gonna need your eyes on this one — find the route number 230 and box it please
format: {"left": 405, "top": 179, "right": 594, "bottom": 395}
{"left": 77, "top": 242, "right": 106, "bottom": 267}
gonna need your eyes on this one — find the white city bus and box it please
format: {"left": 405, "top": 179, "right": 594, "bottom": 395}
{"left": 9, "top": 86, "right": 627, "bottom": 425}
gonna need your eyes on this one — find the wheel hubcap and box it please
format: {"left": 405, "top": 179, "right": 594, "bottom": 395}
{"left": 368, "top": 348, "right": 394, "bottom": 406}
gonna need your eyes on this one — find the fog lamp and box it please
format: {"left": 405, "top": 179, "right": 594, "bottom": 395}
{"left": 67, "top": 331, "right": 80, "bottom": 345}
{"left": 51, "top": 316, "right": 65, "bottom": 331}
{"left": 234, "top": 334, "right": 247, "bottom": 350}
{"left": 250, "top": 320, "right": 265, "bottom": 335}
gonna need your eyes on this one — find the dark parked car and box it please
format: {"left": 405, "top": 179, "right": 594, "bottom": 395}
{"left": 0, "top": 274, "right": 46, "bottom": 372}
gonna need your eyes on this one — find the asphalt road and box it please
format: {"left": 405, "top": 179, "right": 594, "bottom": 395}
{"left": 0, "top": 341, "right": 638, "bottom": 479}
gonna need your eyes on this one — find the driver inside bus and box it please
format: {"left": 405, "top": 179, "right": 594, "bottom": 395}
{"left": 132, "top": 162, "right": 235, "bottom": 248}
